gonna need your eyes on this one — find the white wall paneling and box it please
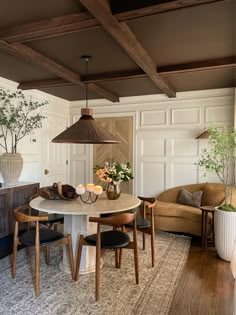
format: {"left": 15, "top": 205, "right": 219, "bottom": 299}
{"left": 171, "top": 162, "right": 198, "bottom": 187}
{"left": 205, "top": 105, "right": 234, "bottom": 124}
{"left": 70, "top": 88, "right": 235, "bottom": 197}
{"left": 171, "top": 107, "right": 200, "bottom": 125}
{"left": 141, "top": 138, "right": 166, "bottom": 157}
{"left": 137, "top": 132, "right": 200, "bottom": 196}
{"left": 140, "top": 109, "right": 167, "bottom": 127}
{"left": 140, "top": 162, "right": 166, "bottom": 197}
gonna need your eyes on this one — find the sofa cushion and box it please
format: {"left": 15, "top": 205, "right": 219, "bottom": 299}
{"left": 178, "top": 188, "right": 203, "bottom": 208}
{"left": 201, "top": 183, "right": 225, "bottom": 206}
{"left": 153, "top": 201, "right": 202, "bottom": 221}
{"left": 157, "top": 183, "right": 205, "bottom": 203}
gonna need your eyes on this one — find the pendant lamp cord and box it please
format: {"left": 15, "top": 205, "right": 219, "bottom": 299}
{"left": 85, "top": 58, "right": 88, "bottom": 108}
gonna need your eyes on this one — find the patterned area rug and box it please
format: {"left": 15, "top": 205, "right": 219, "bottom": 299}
{"left": 0, "top": 231, "right": 191, "bottom": 315}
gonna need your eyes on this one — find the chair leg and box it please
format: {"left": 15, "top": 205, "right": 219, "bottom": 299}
{"left": 74, "top": 235, "right": 84, "bottom": 281}
{"left": 95, "top": 237, "right": 101, "bottom": 301}
{"left": 118, "top": 226, "right": 125, "bottom": 268}
{"left": 151, "top": 228, "right": 155, "bottom": 268}
{"left": 66, "top": 234, "right": 74, "bottom": 279}
{"left": 115, "top": 249, "right": 119, "bottom": 268}
{"left": 44, "top": 245, "right": 50, "bottom": 266}
{"left": 142, "top": 232, "right": 146, "bottom": 250}
{"left": 12, "top": 223, "right": 19, "bottom": 278}
{"left": 151, "top": 209, "right": 155, "bottom": 267}
{"left": 25, "top": 246, "right": 30, "bottom": 256}
{"left": 118, "top": 248, "right": 123, "bottom": 268}
{"left": 133, "top": 228, "right": 139, "bottom": 285}
{"left": 35, "top": 223, "right": 40, "bottom": 297}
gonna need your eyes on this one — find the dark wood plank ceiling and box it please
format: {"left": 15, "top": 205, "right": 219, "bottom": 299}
{"left": 0, "top": 0, "right": 235, "bottom": 101}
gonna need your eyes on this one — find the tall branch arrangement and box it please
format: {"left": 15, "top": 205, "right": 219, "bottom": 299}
{"left": 196, "top": 125, "right": 236, "bottom": 211}
{"left": 0, "top": 87, "right": 47, "bottom": 153}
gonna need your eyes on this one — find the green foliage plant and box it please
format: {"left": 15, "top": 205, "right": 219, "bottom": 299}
{"left": 196, "top": 125, "right": 236, "bottom": 211}
{"left": 0, "top": 87, "right": 47, "bottom": 153}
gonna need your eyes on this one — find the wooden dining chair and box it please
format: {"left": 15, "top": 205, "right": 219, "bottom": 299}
{"left": 74, "top": 212, "right": 139, "bottom": 301}
{"left": 12, "top": 205, "right": 74, "bottom": 297}
{"left": 122, "top": 197, "right": 157, "bottom": 267}
{"left": 28, "top": 193, "right": 64, "bottom": 265}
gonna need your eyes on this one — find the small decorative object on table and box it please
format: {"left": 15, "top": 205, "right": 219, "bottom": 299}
{"left": 94, "top": 161, "right": 134, "bottom": 200}
{"left": 76, "top": 183, "right": 103, "bottom": 204}
{"left": 39, "top": 182, "right": 76, "bottom": 200}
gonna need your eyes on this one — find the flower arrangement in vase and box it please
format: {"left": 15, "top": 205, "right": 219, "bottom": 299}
{"left": 93, "top": 161, "right": 134, "bottom": 199}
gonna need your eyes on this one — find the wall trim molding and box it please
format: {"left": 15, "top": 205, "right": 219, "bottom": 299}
{"left": 70, "top": 88, "right": 235, "bottom": 109}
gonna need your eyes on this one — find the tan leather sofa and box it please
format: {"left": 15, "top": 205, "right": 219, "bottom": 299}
{"left": 149, "top": 183, "right": 225, "bottom": 236}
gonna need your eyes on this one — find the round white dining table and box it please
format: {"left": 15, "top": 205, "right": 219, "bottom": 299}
{"left": 30, "top": 192, "right": 140, "bottom": 274}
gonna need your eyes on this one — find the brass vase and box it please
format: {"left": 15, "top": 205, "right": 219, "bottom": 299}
{"left": 106, "top": 181, "right": 121, "bottom": 200}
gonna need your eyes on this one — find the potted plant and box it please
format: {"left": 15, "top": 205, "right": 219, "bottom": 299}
{"left": 0, "top": 87, "right": 47, "bottom": 185}
{"left": 94, "top": 161, "right": 134, "bottom": 199}
{"left": 196, "top": 125, "right": 236, "bottom": 261}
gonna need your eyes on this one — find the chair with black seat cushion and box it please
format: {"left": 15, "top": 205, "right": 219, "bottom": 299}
{"left": 74, "top": 212, "right": 139, "bottom": 301}
{"left": 12, "top": 205, "right": 74, "bottom": 297}
{"left": 123, "top": 196, "right": 157, "bottom": 267}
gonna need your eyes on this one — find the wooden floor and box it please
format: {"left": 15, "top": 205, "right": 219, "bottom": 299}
{"left": 169, "top": 238, "right": 234, "bottom": 315}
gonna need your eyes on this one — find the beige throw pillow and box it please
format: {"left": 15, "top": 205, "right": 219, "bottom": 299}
{"left": 178, "top": 188, "right": 203, "bottom": 208}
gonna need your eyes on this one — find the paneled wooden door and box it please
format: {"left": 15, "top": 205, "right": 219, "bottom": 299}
{"left": 41, "top": 113, "right": 69, "bottom": 186}
{"left": 93, "top": 116, "right": 133, "bottom": 193}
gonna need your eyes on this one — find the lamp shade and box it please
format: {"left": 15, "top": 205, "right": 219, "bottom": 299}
{"left": 52, "top": 108, "right": 120, "bottom": 144}
{"left": 195, "top": 130, "right": 209, "bottom": 139}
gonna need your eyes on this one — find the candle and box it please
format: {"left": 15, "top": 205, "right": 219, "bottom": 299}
{"left": 76, "top": 184, "right": 85, "bottom": 195}
{"left": 86, "top": 183, "right": 95, "bottom": 192}
{"left": 93, "top": 185, "right": 103, "bottom": 195}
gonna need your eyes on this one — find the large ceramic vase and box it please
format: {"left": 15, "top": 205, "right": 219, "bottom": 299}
{"left": 214, "top": 207, "right": 236, "bottom": 261}
{"left": 106, "top": 181, "right": 121, "bottom": 200}
{"left": 0, "top": 153, "right": 23, "bottom": 186}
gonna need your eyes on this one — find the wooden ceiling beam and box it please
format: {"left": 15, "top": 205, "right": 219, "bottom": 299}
{"left": 18, "top": 78, "right": 73, "bottom": 89}
{"left": 114, "top": 0, "right": 227, "bottom": 22}
{"left": 158, "top": 56, "right": 236, "bottom": 75}
{"left": 0, "top": 12, "right": 99, "bottom": 43}
{"left": 80, "top": 0, "right": 175, "bottom": 97}
{"left": 0, "top": 40, "right": 119, "bottom": 102}
{"left": 18, "top": 56, "right": 236, "bottom": 89}
{"left": 0, "top": 0, "right": 226, "bottom": 43}
{"left": 82, "top": 69, "right": 146, "bottom": 82}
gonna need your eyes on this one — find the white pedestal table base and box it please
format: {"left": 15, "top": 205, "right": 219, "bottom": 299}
{"left": 60, "top": 214, "right": 102, "bottom": 274}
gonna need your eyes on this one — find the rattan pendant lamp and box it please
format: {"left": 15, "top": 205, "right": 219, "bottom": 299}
{"left": 52, "top": 56, "right": 119, "bottom": 144}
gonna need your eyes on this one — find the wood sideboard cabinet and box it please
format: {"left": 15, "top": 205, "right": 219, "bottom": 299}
{"left": 0, "top": 182, "right": 39, "bottom": 239}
